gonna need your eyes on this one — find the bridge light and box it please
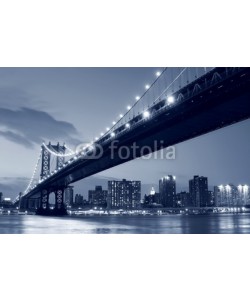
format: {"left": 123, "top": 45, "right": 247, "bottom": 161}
{"left": 156, "top": 71, "right": 161, "bottom": 77}
{"left": 135, "top": 96, "right": 140, "bottom": 101}
{"left": 100, "top": 132, "right": 104, "bottom": 136}
{"left": 125, "top": 123, "right": 130, "bottom": 128}
{"left": 95, "top": 137, "right": 98, "bottom": 141}
{"left": 143, "top": 111, "right": 150, "bottom": 118}
{"left": 111, "top": 132, "right": 115, "bottom": 137}
{"left": 112, "top": 121, "right": 116, "bottom": 125}
{"left": 167, "top": 96, "right": 175, "bottom": 104}
{"left": 127, "top": 105, "right": 131, "bottom": 110}
{"left": 119, "top": 114, "right": 123, "bottom": 118}
{"left": 145, "top": 84, "right": 150, "bottom": 90}
{"left": 106, "top": 127, "right": 110, "bottom": 131}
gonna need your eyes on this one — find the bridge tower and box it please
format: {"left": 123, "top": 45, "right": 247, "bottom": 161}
{"left": 36, "top": 142, "right": 67, "bottom": 216}
{"left": 52, "top": 142, "right": 67, "bottom": 214}
{"left": 41, "top": 143, "right": 51, "bottom": 179}
{"left": 38, "top": 143, "right": 51, "bottom": 211}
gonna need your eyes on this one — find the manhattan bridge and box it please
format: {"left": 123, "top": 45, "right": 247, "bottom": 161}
{"left": 16, "top": 67, "right": 250, "bottom": 215}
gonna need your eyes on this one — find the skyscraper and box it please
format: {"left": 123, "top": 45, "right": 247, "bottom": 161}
{"left": 88, "top": 186, "right": 108, "bottom": 208}
{"left": 143, "top": 187, "right": 161, "bottom": 207}
{"left": 189, "top": 176, "right": 208, "bottom": 207}
{"left": 75, "top": 194, "right": 84, "bottom": 206}
{"left": 108, "top": 179, "right": 141, "bottom": 209}
{"left": 237, "top": 184, "right": 250, "bottom": 206}
{"left": 64, "top": 186, "right": 74, "bottom": 207}
{"left": 175, "top": 192, "right": 191, "bottom": 207}
{"left": 159, "top": 175, "right": 176, "bottom": 207}
{"left": 207, "top": 191, "right": 215, "bottom": 207}
{"left": 214, "top": 184, "right": 249, "bottom": 207}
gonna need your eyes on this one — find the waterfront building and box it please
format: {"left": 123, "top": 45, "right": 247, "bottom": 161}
{"left": 159, "top": 175, "right": 176, "bottom": 207}
{"left": 88, "top": 186, "right": 108, "bottom": 208}
{"left": 214, "top": 184, "right": 249, "bottom": 207}
{"left": 143, "top": 187, "right": 161, "bottom": 207}
{"left": 75, "top": 194, "right": 84, "bottom": 206}
{"left": 108, "top": 179, "right": 141, "bottom": 209}
{"left": 237, "top": 184, "right": 250, "bottom": 205}
{"left": 64, "top": 186, "right": 74, "bottom": 207}
{"left": 175, "top": 192, "right": 191, "bottom": 207}
{"left": 189, "top": 175, "right": 208, "bottom": 207}
{"left": 207, "top": 191, "right": 215, "bottom": 207}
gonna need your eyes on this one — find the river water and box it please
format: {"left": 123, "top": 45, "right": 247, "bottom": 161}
{"left": 1, "top": 213, "right": 250, "bottom": 233}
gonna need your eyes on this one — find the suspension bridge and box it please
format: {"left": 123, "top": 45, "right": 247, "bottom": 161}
{"left": 17, "top": 67, "right": 250, "bottom": 215}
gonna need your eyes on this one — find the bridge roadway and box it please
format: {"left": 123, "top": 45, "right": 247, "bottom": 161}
{"left": 22, "top": 67, "right": 250, "bottom": 201}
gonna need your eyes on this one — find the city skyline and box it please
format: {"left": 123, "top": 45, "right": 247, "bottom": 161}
{"left": 2, "top": 171, "right": 250, "bottom": 203}
{"left": 2, "top": 174, "right": 247, "bottom": 207}
{"left": 1, "top": 68, "right": 250, "bottom": 201}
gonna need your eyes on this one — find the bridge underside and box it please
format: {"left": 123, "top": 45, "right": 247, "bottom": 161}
{"left": 20, "top": 187, "right": 67, "bottom": 216}
{"left": 21, "top": 68, "right": 250, "bottom": 214}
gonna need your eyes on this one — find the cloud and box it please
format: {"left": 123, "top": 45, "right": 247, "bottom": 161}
{"left": 0, "top": 86, "right": 36, "bottom": 109}
{"left": 0, "top": 107, "right": 81, "bottom": 148}
{"left": 0, "top": 130, "right": 33, "bottom": 147}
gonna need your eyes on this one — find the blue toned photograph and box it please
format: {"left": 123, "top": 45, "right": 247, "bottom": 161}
{"left": 0, "top": 67, "right": 250, "bottom": 233}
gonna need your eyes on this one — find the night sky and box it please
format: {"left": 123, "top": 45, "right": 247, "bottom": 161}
{"left": 0, "top": 67, "right": 250, "bottom": 199}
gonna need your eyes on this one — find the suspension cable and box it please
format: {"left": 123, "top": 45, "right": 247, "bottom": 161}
{"left": 42, "top": 142, "right": 75, "bottom": 157}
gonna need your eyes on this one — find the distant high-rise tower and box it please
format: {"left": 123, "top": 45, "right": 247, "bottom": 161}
{"left": 214, "top": 184, "right": 248, "bottom": 207}
{"left": 159, "top": 175, "right": 176, "bottom": 207}
{"left": 175, "top": 192, "right": 191, "bottom": 207}
{"left": 64, "top": 186, "right": 74, "bottom": 207}
{"left": 143, "top": 187, "right": 160, "bottom": 207}
{"left": 189, "top": 176, "right": 208, "bottom": 207}
{"left": 88, "top": 186, "right": 108, "bottom": 207}
{"left": 108, "top": 179, "right": 141, "bottom": 209}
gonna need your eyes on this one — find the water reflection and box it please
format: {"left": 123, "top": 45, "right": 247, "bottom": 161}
{"left": 0, "top": 214, "right": 250, "bottom": 234}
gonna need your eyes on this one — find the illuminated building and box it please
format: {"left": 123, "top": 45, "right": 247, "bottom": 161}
{"left": 189, "top": 175, "right": 208, "bottom": 207}
{"left": 175, "top": 192, "right": 191, "bottom": 207}
{"left": 64, "top": 186, "right": 74, "bottom": 207}
{"left": 88, "top": 186, "right": 108, "bottom": 207}
{"left": 215, "top": 184, "right": 249, "bottom": 206}
{"left": 159, "top": 175, "right": 176, "bottom": 207}
{"left": 108, "top": 179, "right": 141, "bottom": 209}
{"left": 143, "top": 187, "right": 161, "bottom": 207}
